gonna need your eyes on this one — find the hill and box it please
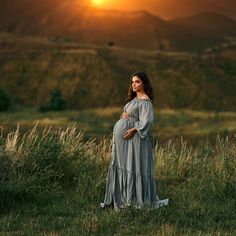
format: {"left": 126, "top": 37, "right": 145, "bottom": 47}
{"left": 171, "top": 12, "right": 236, "bottom": 36}
{"left": 0, "top": 1, "right": 236, "bottom": 51}
{"left": 0, "top": 32, "right": 236, "bottom": 111}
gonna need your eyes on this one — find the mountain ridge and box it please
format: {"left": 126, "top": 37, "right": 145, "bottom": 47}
{"left": 0, "top": 1, "right": 236, "bottom": 51}
{"left": 170, "top": 11, "right": 236, "bottom": 36}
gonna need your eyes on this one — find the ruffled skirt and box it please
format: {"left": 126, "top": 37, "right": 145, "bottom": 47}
{"left": 101, "top": 117, "right": 168, "bottom": 210}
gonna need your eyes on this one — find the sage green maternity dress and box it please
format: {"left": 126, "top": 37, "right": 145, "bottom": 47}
{"left": 101, "top": 97, "right": 168, "bottom": 210}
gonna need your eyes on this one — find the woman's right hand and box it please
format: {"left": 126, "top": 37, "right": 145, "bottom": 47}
{"left": 121, "top": 112, "right": 129, "bottom": 119}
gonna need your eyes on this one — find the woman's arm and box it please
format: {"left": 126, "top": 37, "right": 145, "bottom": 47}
{"left": 134, "top": 101, "right": 154, "bottom": 139}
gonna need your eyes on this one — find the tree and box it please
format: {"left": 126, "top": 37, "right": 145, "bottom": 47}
{"left": 49, "top": 87, "right": 65, "bottom": 111}
{"left": 0, "top": 89, "right": 10, "bottom": 111}
{"left": 39, "top": 87, "right": 66, "bottom": 112}
{"left": 107, "top": 41, "right": 114, "bottom": 47}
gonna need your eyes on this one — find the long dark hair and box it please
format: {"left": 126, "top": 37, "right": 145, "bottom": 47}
{"left": 126, "top": 72, "right": 153, "bottom": 102}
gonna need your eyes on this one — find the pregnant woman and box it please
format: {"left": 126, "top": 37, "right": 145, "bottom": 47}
{"left": 101, "top": 72, "right": 169, "bottom": 210}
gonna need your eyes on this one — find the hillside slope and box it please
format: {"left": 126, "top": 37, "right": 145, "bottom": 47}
{"left": 0, "top": 32, "right": 236, "bottom": 111}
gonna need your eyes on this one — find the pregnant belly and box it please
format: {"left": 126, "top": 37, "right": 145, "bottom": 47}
{"left": 113, "top": 118, "right": 135, "bottom": 138}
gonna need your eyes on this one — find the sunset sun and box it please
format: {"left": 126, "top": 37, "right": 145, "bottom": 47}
{"left": 91, "top": 0, "right": 104, "bottom": 6}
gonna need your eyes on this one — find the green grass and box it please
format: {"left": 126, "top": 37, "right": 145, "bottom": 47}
{"left": 1, "top": 108, "right": 236, "bottom": 143}
{"left": 0, "top": 125, "right": 235, "bottom": 235}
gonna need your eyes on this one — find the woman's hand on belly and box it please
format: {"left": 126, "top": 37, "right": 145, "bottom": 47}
{"left": 124, "top": 128, "right": 137, "bottom": 140}
{"left": 121, "top": 112, "right": 129, "bottom": 119}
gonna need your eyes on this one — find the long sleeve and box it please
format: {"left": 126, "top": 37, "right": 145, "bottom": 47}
{"left": 134, "top": 101, "right": 154, "bottom": 139}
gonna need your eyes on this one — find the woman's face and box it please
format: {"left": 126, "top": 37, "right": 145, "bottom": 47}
{"left": 131, "top": 76, "right": 144, "bottom": 93}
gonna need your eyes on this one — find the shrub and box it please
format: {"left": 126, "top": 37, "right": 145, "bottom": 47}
{"left": 0, "top": 125, "right": 88, "bottom": 206}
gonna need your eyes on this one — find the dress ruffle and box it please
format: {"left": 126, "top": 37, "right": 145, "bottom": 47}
{"left": 101, "top": 165, "right": 168, "bottom": 210}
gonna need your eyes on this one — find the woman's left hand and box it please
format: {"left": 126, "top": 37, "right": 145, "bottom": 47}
{"left": 124, "top": 128, "right": 137, "bottom": 140}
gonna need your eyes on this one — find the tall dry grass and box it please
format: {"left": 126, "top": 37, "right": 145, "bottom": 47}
{"left": 0, "top": 125, "right": 235, "bottom": 235}
{"left": 154, "top": 136, "right": 236, "bottom": 181}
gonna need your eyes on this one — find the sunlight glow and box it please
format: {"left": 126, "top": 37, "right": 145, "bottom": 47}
{"left": 91, "top": 0, "right": 104, "bottom": 6}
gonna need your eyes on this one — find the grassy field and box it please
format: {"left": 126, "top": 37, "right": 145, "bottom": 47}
{"left": 0, "top": 123, "right": 235, "bottom": 235}
{"left": 1, "top": 14, "right": 236, "bottom": 236}
{"left": 1, "top": 107, "right": 236, "bottom": 144}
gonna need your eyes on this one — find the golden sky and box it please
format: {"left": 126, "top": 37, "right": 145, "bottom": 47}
{"left": 89, "top": 0, "right": 236, "bottom": 19}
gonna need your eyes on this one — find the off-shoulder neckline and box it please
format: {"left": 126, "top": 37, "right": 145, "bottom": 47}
{"left": 134, "top": 97, "right": 151, "bottom": 101}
